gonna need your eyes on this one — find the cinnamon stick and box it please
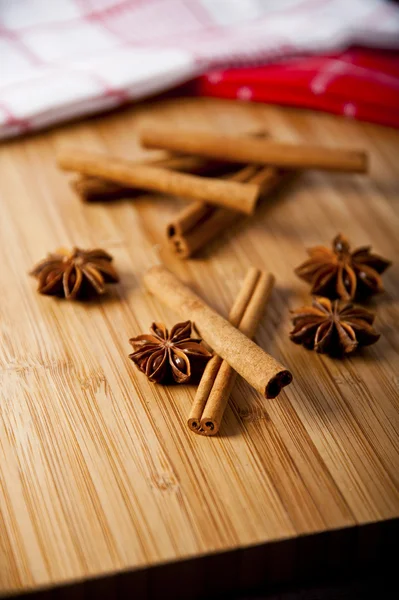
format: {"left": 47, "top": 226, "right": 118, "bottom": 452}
{"left": 141, "top": 127, "right": 368, "bottom": 173}
{"left": 143, "top": 266, "right": 292, "bottom": 398}
{"left": 69, "top": 130, "right": 268, "bottom": 203}
{"left": 57, "top": 149, "right": 260, "bottom": 214}
{"left": 188, "top": 266, "right": 261, "bottom": 432}
{"left": 167, "top": 164, "right": 258, "bottom": 236}
{"left": 199, "top": 271, "right": 275, "bottom": 436}
{"left": 71, "top": 155, "right": 231, "bottom": 202}
{"left": 71, "top": 176, "right": 136, "bottom": 202}
{"left": 167, "top": 166, "right": 283, "bottom": 258}
{"left": 70, "top": 155, "right": 216, "bottom": 202}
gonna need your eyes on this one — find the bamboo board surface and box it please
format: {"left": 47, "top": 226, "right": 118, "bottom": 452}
{"left": 0, "top": 98, "right": 398, "bottom": 596}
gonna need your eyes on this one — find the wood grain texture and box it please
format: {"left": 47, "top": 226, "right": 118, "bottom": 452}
{"left": 0, "top": 98, "right": 398, "bottom": 596}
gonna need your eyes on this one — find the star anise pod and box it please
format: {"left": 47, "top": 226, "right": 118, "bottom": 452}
{"left": 30, "top": 247, "right": 119, "bottom": 299}
{"left": 295, "top": 234, "right": 391, "bottom": 301}
{"left": 129, "top": 321, "right": 212, "bottom": 384}
{"left": 290, "top": 297, "right": 380, "bottom": 356}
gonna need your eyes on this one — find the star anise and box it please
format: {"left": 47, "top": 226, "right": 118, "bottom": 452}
{"left": 129, "top": 321, "right": 212, "bottom": 384}
{"left": 30, "top": 247, "right": 119, "bottom": 299}
{"left": 295, "top": 234, "right": 391, "bottom": 301}
{"left": 290, "top": 297, "right": 380, "bottom": 356}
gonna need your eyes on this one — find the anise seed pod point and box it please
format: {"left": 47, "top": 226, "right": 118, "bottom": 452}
{"left": 30, "top": 246, "right": 119, "bottom": 300}
{"left": 129, "top": 321, "right": 212, "bottom": 384}
{"left": 290, "top": 296, "right": 380, "bottom": 357}
{"left": 295, "top": 233, "right": 391, "bottom": 301}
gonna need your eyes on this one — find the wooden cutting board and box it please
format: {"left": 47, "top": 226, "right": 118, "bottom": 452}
{"left": 0, "top": 98, "right": 398, "bottom": 597}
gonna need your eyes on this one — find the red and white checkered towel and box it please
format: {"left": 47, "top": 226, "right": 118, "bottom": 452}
{"left": 2, "top": 0, "right": 399, "bottom": 139}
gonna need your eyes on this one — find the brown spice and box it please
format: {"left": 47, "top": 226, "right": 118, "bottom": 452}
{"left": 129, "top": 321, "right": 212, "bottom": 384}
{"left": 290, "top": 296, "right": 380, "bottom": 356}
{"left": 30, "top": 247, "right": 119, "bottom": 300}
{"left": 143, "top": 266, "right": 292, "bottom": 398}
{"left": 71, "top": 155, "right": 230, "bottom": 202}
{"left": 57, "top": 149, "right": 260, "bottom": 214}
{"left": 167, "top": 165, "right": 285, "bottom": 259}
{"left": 71, "top": 176, "right": 138, "bottom": 202}
{"left": 295, "top": 233, "right": 391, "bottom": 301}
{"left": 140, "top": 126, "right": 368, "bottom": 173}
{"left": 71, "top": 131, "right": 269, "bottom": 204}
{"left": 190, "top": 269, "right": 275, "bottom": 436}
{"left": 188, "top": 267, "right": 261, "bottom": 433}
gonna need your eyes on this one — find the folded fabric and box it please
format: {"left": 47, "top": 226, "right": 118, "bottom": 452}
{"left": 1, "top": 0, "right": 399, "bottom": 139}
{"left": 197, "top": 48, "right": 399, "bottom": 128}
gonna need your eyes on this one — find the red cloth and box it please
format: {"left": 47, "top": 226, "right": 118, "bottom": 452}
{"left": 197, "top": 48, "right": 399, "bottom": 128}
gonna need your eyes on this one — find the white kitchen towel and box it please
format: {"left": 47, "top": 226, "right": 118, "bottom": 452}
{"left": 1, "top": 0, "right": 399, "bottom": 139}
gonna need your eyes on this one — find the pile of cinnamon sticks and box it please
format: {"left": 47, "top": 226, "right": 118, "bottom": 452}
{"left": 58, "top": 126, "right": 368, "bottom": 259}
{"left": 144, "top": 264, "right": 291, "bottom": 436}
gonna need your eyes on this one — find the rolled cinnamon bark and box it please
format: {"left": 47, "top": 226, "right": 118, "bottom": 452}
{"left": 188, "top": 267, "right": 261, "bottom": 432}
{"left": 200, "top": 272, "right": 275, "bottom": 435}
{"left": 69, "top": 130, "right": 267, "bottom": 203}
{"left": 71, "top": 155, "right": 231, "bottom": 202}
{"left": 57, "top": 149, "right": 260, "bottom": 214}
{"left": 141, "top": 127, "right": 368, "bottom": 173}
{"left": 167, "top": 166, "right": 283, "bottom": 258}
{"left": 71, "top": 176, "right": 136, "bottom": 202}
{"left": 169, "top": 208, "right": 237, "bottom": 259}
{"left": 167, "top": 164, "right": 259, "bottom": 237}
{"left": 143, "top": 266, "right": 292, "bottom": 398}
{"left": 166, "top": 200, "right": 210, "bottom": 238}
